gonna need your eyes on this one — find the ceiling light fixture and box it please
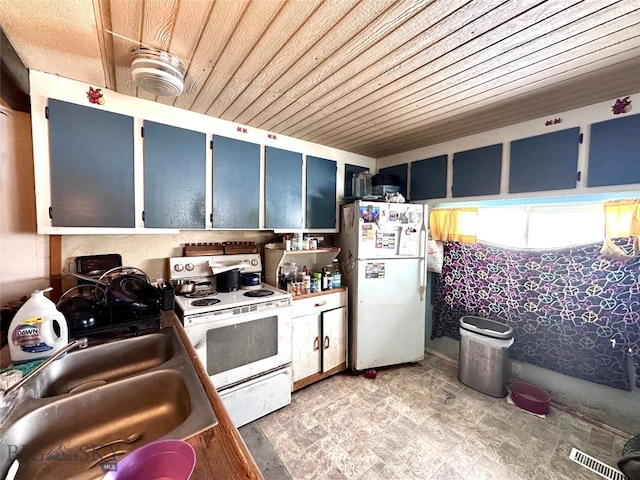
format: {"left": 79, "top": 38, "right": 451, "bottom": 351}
{"left": 129, "top": 47, "right": 185, "bottom": 97}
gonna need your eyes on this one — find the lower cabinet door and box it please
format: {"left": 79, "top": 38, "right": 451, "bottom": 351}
{"left": 292, "top": 314, "right": 321, "bottom": 382}
{"left": 322, "top": 307, "right": 346, "bottom": 373}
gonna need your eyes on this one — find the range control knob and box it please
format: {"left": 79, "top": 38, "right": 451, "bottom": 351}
{"left": 251, "top": 259, "right": 259, "bottom": 266}
{"left": 174, "top": 264, "right": 184, "bottom": 272}
{"left": 185, "top": 263, "right": 195, "bottom": 271}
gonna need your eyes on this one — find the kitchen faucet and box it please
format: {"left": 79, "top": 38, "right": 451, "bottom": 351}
{"left": 2, "top": 337, "right": 89, "bottom": 397}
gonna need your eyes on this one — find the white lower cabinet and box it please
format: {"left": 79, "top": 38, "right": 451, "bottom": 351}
{"left": 291, "top": 289, "right": 347, "bottom": 391}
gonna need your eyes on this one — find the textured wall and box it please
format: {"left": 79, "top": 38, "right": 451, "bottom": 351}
{"left": 0, "top": 101, "right": 50, "bottom": 305}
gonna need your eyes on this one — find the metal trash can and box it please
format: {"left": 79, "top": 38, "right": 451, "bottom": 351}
{"left": 458, "top": 316, "right": 514, "bottom": 397}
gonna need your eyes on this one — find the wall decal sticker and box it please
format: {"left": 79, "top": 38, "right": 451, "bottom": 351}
{"left": 612, "top": 97, "right": 632, "bottom": 114}
{"left": 86, "top": 87, "right": 104, "bottom": 105}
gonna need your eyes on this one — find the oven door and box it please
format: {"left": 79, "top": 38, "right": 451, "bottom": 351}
{"left": 182, "top": 304, "right": 292, "bottom": 391}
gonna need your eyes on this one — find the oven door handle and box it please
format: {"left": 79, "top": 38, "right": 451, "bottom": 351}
{"left": 314, "top": 336, "right": 320, "bottom": 351}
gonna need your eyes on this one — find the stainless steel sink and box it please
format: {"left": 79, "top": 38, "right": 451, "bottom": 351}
{"left": 0, "top": 326, "right": 217, "bottom": 480}
{"left": 34, "top": 331, "right": 175, "bottom": 397}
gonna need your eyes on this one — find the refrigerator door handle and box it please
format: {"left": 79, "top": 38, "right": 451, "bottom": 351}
{"left": 419, "top": 259, "right": 426, "bottom": 301}
{"left": 419, "top": 222, "right": 427, "bottom": 301}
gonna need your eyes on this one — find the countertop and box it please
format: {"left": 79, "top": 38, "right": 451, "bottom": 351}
{"left": 288, "top": 285, "right": 347, "bottom": 301}
{"left": 0, "top": 312, "right": 263, "bottom": 480}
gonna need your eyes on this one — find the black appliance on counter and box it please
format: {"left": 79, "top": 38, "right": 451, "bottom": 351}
{"left": 58, "top": 254, "right": 174, "bottom": 342}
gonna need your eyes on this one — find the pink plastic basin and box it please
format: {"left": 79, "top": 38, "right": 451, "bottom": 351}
{"left": 102, "top": 439, "right": 196, "bottom": 480}
{"left": 511, "top": 382, "right": 550, "bottom": 415}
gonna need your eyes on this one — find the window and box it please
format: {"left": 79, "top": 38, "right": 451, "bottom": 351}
{"left": 527, "top": 206, "right": 604, "bottom": 248}
{"left": 477, "top": 208, "right": 528, "bottom": 248}
{"left": 477, "top": 204, "right": 604, "bottom": 248}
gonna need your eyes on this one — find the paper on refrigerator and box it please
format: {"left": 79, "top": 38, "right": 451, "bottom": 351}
{"left": 398, "top": 225, "right": 420, "bottom": 256}
{"left": 392, "top": 205, "right": 422, "bottom": 256}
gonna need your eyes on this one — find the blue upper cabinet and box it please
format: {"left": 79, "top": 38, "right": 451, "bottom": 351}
{"left": 212, "top": 136, "right": 260, "bottom": 228}
{"left": 452, "top": 144, "right": 502, "bottom": 197}
{"left": 265, "top": 146, "right": 303, "bottom": 229}
{"left": 588, "top": 114, "right": 640, "bottom": 187}
{"left": 143, "top": 121, "right": 206, "bottom": 228}
{"left": 378, "top": 163, "right": 408, "bottom": 198}
{"left": 47, "top": 99, "right": 135, "bottom": 228}
{"left": 306, "top": 156, "right": 337, "bottom": 229}
{"left": 509, "top": 127, "right": 580, "bottom": 193}
{"left": 344, "top": 163, "right": 370, "bottom": 198}
{"left": 410, "top": 155, "right": 447, "bottom": 200}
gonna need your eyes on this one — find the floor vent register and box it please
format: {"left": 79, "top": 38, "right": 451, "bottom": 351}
{"left": 569, "top": 448, "right": 625, "bottom": 480}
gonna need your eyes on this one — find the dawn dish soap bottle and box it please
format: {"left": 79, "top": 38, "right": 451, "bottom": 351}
{"left": 8, "top": 287, "right": 69, "bottom": 365}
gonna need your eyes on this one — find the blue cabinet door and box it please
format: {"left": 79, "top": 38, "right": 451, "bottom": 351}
{"left": 588, "top": 114, "right": 640, "bottom": 187}
{"left": 452, "top": 144, "right": 502, "bottom": 197}
{"left": 509, "top": 128, "right": 580, "bottom": 193}
{"left": 212, "top": 136, "right": 260, "bottom": 228}
{"left": 143, "top": 121, "right": 206, "bottom": 228}
{"left": 47, "top": 99, "right": 135, "bottom": 227}
{"left": 378, "top": 164, "right": 408, "bottom": 198}
{"left": 265, "top": 146, "right": 302, "bottom": 229}
{"left": 306, "top": 156, "right": 337, "bottom": 229}
{"left": 410, "top": 155, "right": 447, "bottom": 200}
{"left": 344, "top": 164, "right": 370, "bottom": 198}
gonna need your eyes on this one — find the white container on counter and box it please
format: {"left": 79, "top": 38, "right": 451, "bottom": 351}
{"left": 8, "top": 287, "right": 69, "bottom": 365}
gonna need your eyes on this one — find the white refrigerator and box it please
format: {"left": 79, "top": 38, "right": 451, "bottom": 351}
{"left": 337, "top": 200, "right": 427, "bottom": 371}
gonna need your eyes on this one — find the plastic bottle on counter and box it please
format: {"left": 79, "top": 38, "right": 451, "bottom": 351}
{"left": 302, "top": 275, "right": 311, "bottom": 294}
{"left": 331, "top": 259, "right": 342, "bottom": 288}
{"left": 311, "top": 273, "right": 320, "bottom": 293}
{"left": 322, "top": 265, "right": 333, "bottom": 291}
{"left": 289, "top": 262, "right": 299, "bottom": 283}
{"left": 8, "top": 287, "right": 69, "bottom": 365}
{"left": 284, "top": 235, "right": 291, "bottom": 251}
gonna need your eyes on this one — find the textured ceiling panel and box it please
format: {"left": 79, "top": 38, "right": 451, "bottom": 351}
{"left": 1, "top": 0, "right": 639, "bottom": 158}
{"left": 0, "top": 0, "right": 105, "bottom": 86}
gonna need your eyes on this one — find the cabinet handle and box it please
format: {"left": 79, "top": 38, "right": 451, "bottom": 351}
{"left": 314, "top": 301, "right": 327, "bottom": 307}
{"left": 324, "top": 336, "right": 330, "bottom": 349}
{"left": 313, "top": 336, "right": 320, "bottom": 351}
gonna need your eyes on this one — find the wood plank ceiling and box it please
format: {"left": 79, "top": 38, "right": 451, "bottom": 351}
{"left": 1, "top": 0, "right": 639, "bottom": 158}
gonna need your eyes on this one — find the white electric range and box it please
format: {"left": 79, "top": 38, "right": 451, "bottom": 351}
{"left": 169, "top": 253, "right": 292, "bottom": 427}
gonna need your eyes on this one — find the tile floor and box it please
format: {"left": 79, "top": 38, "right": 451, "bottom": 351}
{"left": 256, "top": 352, "right": 630, "bottom": 480}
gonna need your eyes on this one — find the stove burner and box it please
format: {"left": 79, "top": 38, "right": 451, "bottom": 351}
{"left": 185, "top": 290, "right": 217, "bottom": 298}
{"left": 243, "top": 289, "right": 274, "bottom": 298}
{"left": 191, "top": 298, "right": 221, "bottom": 307}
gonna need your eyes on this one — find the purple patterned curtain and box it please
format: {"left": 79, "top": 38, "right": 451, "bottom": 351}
{"left": 432, "top": 239, "right": 640, "bottom": 391}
